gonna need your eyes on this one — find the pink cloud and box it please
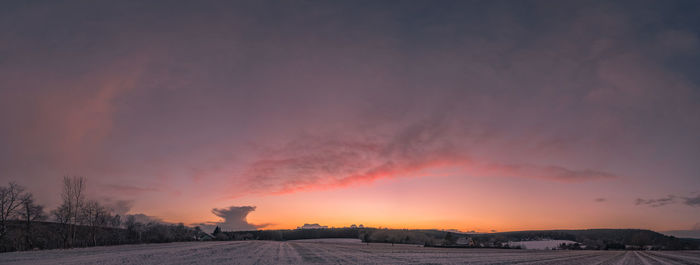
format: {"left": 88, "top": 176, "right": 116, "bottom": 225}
{"left": 6, "top": 57, "right": 147, "bottom": 172}
{"left": 235, "top": 120, "right": 618, "bottom": 196}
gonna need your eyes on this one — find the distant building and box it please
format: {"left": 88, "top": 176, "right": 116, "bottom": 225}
{"left": 456, "top": 237, "right": 475, "bottom": 247}
{"left": 197, "top": 233, "right": 214, "bottom": 241}
{"left": 297, "top": 223, "right": 329, "bottom": 229}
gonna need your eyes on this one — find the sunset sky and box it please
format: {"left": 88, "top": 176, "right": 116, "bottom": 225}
{"left": 1, "top": 1, "right": 699, "bottom": 234}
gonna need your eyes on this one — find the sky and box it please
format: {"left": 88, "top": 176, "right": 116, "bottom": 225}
{"left": 1, "top": 0, "right": 699, "bottom": 234}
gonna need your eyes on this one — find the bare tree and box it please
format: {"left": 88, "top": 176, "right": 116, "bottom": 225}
{"left": 0, "top": 182, "right": 26, "bottom": 241}
{"left": 125, "top": 215, "right": 145, "bottom": 242}
{"left": 55, "top": 176, "right": 86, "bottom": 247}
{"left": 81, "top": 200, "right": 107, "bottom": 246}
{"left": 51, "top": 203, "right": 71, "bottom": 247}
{"left": 110, "top": 214, "right": 122, "bottom": 228}
{"left": 19, "top": 193, "right": 45, "bottom": 249}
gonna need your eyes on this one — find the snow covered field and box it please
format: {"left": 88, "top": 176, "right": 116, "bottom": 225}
{"left": 1, "top": 240, "right": 699, "bottom": 264}
{"left": 507, "top": 240, "right": 578, "bottom": 250}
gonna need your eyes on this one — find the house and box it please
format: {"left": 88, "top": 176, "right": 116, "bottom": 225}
{"left": 456, "top": 237, "right": 475, "bottom": 247}
{"left": 297, "top": 223, "right": 329, "bottom": 229}
{"left": 197, "top": 233, "right": 214, "bottom": 241}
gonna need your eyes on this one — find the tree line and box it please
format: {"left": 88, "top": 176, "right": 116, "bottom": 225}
{"left": 215, "top": 227, "right": 699, "bottom": 250}
{"left": 0, "top": 177, "right": 206, "bottom": 252}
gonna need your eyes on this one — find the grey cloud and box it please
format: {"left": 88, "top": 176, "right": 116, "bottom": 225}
{"left": 683, "top": 194, "right": 700, "bottom": 207}
{"left": 635, "top": 195, "right": 677, "bottom": 207}
{"left": 99, "top": 198, "right": 134, "bottom": 216}
{"left": 126, "top": 213, "right": 166, "bottom": 225}
{"left": 636, "top": 193, "right": 700, "bottom": 208}
{"left": 656, "top": 29, "right": 700, "bottom": 53}
{"left": 198, "top": 206, "right": 268, "bottom": 232}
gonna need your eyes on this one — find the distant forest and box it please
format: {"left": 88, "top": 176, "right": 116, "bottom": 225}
{"left": 219, "top": 228, "right": 699, "bottom": 250}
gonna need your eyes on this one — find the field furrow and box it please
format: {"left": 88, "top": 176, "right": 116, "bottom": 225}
{"left": 1, "top": 240, "right": 699, "bottom": 265}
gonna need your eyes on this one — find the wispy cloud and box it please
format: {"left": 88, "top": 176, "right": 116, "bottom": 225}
{"left": 635, "top": 193, "right": 700, "bottom": 208}
{"left": 683, "top": 194, "right": 700, "bottom": 207}
{"left": 237, "top": 119, "right": 617, "bottom": 195}
{"left": 100, "top": 184, "right": 159, "bottom": 196}
{"left": 636, "top": 195, "right": 677, "bottom": 207}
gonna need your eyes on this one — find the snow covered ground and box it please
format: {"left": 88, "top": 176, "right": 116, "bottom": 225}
{"left": 507, "top": 240, "right": 578, "bottom": 250}
{"left": 287, "top": 238, "right": 364, "bottom": 244}
{"left": 1, "top": 240, "right": 699, "bottom": 264}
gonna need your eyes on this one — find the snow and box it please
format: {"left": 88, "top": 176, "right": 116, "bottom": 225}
{"left": 507, "top": 240, "right": 578, "bottom": 250}
{"left": 287, "top": 238, "right": 364, "bottom": 244}
{"left": 0, "top": 240, "right": 698, "bottom": 264}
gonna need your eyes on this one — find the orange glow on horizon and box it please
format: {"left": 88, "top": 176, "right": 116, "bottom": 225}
{"left": 139, "top": 169, "right": 690, "bottom": 233}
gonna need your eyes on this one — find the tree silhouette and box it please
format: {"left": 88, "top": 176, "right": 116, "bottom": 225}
{"left": 53, "top": 176, "right": 86, "bottom": 248}
{"left": 444, "top": 232, "right": 455, "bottom": 245}
{"left": 0, "top": 182, "right": 28, "bottom": 243}
{"left": 19, "top": 193, "right": 45, "bottom": 249}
